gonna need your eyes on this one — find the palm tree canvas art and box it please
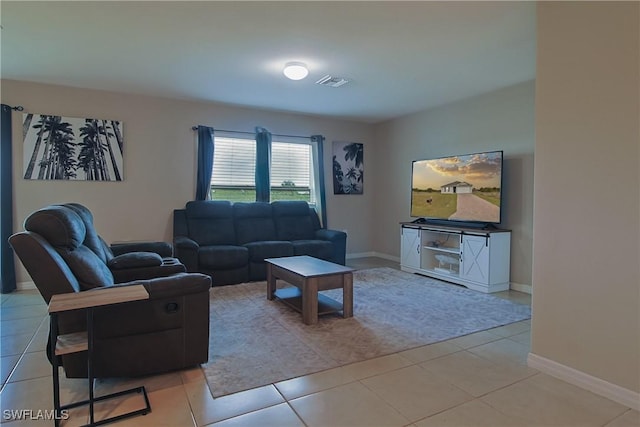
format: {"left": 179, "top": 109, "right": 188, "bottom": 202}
{"left": 23, "top": 113, "right": 123, "bottom": 181}
{"left": 332, "top": 141, "right": 363, "bottom": 194}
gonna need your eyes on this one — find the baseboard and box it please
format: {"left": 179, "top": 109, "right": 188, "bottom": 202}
{"left": 510, "top": 282, "right": 532, "bottom": 294}
{"left": 346, "top": 252, "right": 400, "bottom": 263}
{"left": 371, "top": 252, "right": 399, "bottom": 262}
{"left": 16, "top": 280, "right": 36, "bottom": 291}
{"left": 348, "top": 253, "right": 532, "bottom": 294}
{"left": 528, "top": 352, "right": 639, "bottom": 410}
{"left": 346, "top": 251, "right": 376, "bottom": 259}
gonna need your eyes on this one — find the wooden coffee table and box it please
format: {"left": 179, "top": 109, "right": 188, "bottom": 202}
{"left": 265, "top": 256, "right": 354, "bottom": 325}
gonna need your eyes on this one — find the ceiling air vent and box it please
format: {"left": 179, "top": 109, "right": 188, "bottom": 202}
{"left": 315, "top": 75, "right": 350, "bottom": 88}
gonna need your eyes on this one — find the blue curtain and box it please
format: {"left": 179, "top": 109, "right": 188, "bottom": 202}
{"left": 195, "top": 126, "right": 215, "bottom": 200}
{"left": 310, "top": 135, "right": 328, "bottom": 228}
{"left": 1, "top": 105, "right": 16, "bottom": 293}
{"left": 255, "top": 127, "right": 272, "bottom": 202}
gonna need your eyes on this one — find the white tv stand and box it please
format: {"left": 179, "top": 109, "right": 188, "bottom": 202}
{"left": 400, "top": 222, "right": 511, "bottom": 293}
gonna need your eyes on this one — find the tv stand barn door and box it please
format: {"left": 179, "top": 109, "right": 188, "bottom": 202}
{"left": 399, "top": 223, "right": 511, "bottom": 293}
{"left": 400, "top": 227, "right": 421, "bottom": 270}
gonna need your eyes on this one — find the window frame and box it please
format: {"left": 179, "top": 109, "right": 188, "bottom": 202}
{"left": 209, "top": 133, "right": 320, "bottom": 208}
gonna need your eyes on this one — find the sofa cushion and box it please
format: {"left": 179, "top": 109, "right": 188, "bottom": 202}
{"left": 186, "top": 201, "right": 236, "bottom": 246}
{"left": 233, "top": 202, "right": 278, "bottom": 244}
{"left": 198, "top": 245, "right": 248, "bottom": 269}
{"left": 272, "top": 201, "right": 316, "bottom": 241}
{"left": 291, "top": 240, "right": 334, "bottom": 261}
{"left": 243, "top": 241, "right": 293, "bottom": 262}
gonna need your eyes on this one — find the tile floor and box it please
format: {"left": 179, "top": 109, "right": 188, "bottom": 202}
{"left": 1, "top": 257, "right": 638, "bottom": 426}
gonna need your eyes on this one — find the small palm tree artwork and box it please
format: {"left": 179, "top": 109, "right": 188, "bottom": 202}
{"left": 23, "top": 113, "right": 123, "bottom": 181}
{"left": 332, "top": 141, "right": 363, "bottom": 194}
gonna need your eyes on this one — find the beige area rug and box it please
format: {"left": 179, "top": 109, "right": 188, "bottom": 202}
{"left": 203, "top": 267, "right": 530, "bottom": 397}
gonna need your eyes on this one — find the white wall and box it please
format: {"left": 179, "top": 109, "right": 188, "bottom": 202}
{"left": 371, "top": 81, "right": 535, "bottom": 287}
{"left": 532, "top": 2, "right": 639, "bottom": 393}
{"left": 2, "top": 80, "right": 374, "bottom": 283}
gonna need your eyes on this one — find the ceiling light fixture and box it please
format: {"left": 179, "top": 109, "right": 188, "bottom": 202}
{"left": 283, "top": 62, "right": 309, "bottom": 81}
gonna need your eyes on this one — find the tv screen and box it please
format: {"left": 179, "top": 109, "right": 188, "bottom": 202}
{"left": 410, "top": 150, "right": 503, "bottom": 224}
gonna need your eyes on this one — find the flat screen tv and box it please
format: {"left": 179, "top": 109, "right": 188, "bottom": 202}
{"left": 410, "top": 150, "right": 503, "bottom": 225}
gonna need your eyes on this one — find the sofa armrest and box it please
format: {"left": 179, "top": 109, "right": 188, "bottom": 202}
{"left": 316, "top": 228, "right": 346, "bottom": 242}
{"left": 174, "top": 236, "right": 199, "bottom": 272}
{"left": 111, "top": 241, "right": 173, "bottom": 258}
{"left": 315, "top": 229, "right": 347, "bottom": 265}
{"left": 174, "top": 236, "right": 199, "bottom": 249}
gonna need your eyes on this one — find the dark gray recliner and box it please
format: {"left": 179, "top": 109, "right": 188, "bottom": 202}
{"left": 9, "top": 204, "right": 212, "bottom": 378}
{"left": 61, "top": 203, "right": 186, "bottom": 283}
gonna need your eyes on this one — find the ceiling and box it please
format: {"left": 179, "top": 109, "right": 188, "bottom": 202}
{"left": 1, "top": 1, "right": 536, "bottom": 123}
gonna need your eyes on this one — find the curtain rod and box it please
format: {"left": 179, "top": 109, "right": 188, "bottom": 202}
{"left": 191, "top": 126, "right": 311, "bottom": 140}
{"left": 2, "top": 104, "right": 24, "bottom": 111}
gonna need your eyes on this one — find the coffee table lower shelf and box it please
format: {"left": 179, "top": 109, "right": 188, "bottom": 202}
{"left": 274, "top": 288, "right": 343, "bottom": 316}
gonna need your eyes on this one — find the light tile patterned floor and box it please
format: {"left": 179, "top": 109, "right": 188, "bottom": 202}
{"left": 1, "top": 257, "right": 638, "bottom": 426}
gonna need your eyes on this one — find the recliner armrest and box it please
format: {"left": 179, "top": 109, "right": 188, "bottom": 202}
{"left": 109, "top": 272, "right": 211, "bottom": 299}
{"left": 111, "top": 241, "right": 173, "bottom": 258}
{"left": 108, "top": 252, "right": 162, "bottom": 270}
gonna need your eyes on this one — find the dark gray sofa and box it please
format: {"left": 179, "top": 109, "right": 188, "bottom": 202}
{"left": 173, "top": 200, "right": 347, "bottom": 286}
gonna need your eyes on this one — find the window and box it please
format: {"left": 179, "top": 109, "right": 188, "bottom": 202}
{"left": 271, "top": 141, "right": 315, "bottom": 204}
{"left": 211, "top": 137, "right": 256, "bottom": 202}
{"left": 210, "top": 136, "right": 317, "bottom": 205}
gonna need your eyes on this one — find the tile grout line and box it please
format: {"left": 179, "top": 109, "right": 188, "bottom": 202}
{"left": 0, "top": 314, "right": 48, "bottom": 392}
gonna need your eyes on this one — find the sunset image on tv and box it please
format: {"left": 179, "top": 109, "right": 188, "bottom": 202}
{"left": 411, "top": 151, "right": 502, "bottom": 223}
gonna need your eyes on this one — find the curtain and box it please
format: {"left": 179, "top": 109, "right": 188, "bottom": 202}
{"left": 311, "top": 135, "right": 328, "bottom": 228}
{"left": 255, "top": 127, "right": 272, "bottom": 202}
{"left": 195, "top": 126, "right": 215, "bottom": 201}
{"left": 1, "top": 105, "right": 16, "bottom": 293}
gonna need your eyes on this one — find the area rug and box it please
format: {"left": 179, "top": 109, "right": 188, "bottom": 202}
{"left": 203, "top": 267, "right": 530, "bottom": 397}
